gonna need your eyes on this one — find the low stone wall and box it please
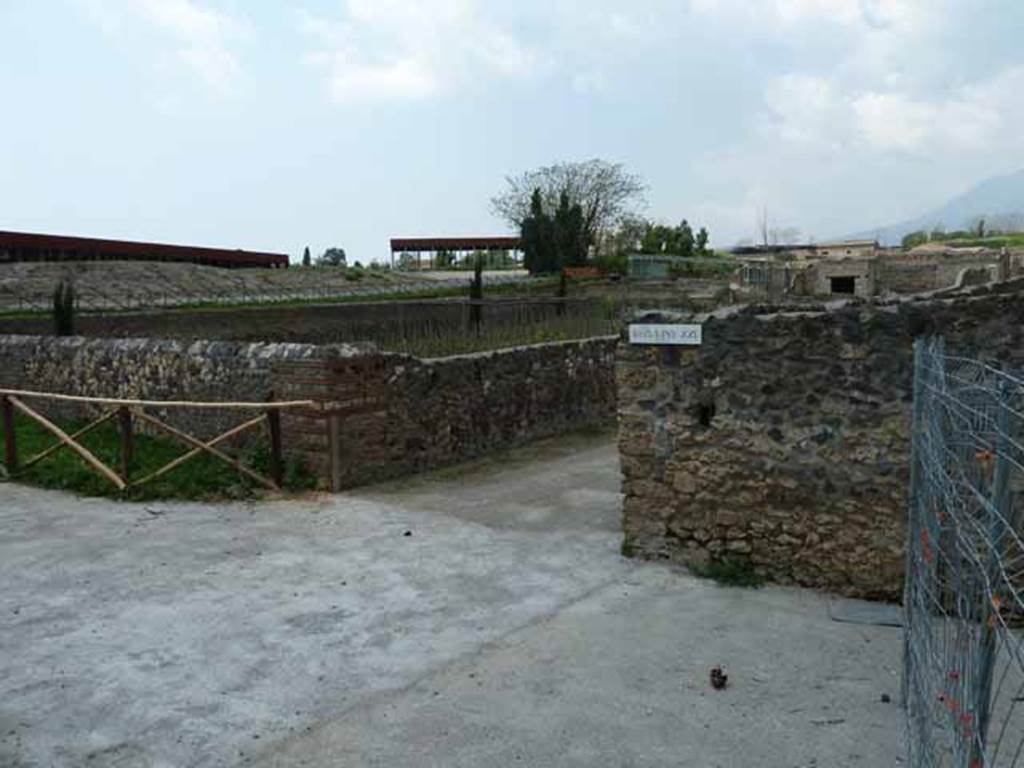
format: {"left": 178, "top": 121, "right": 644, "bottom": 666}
{"left": 617, "top": 292, "right": 1024, "bottom": 600}
{"left": 876, "top": 253, "right": 1006, "bottom": 295}
{"left": 0, "top": 333, "right": 619, "bottom": 488}
{"left": 274, "top": 337, "right": 619, "bottom": 489}
{"left": 0, "top": 335, "right": 353, "bottom": 438}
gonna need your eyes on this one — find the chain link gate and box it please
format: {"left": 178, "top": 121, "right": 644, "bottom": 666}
{"left": 903, "top": 337, "right": 1024, "bottom": 766}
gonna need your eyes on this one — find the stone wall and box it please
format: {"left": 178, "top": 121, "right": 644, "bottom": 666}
{"left": 0, "top": 333, "right": 619, "bottom": 488}
{"left": 617, "top": 291, "right": 1024, "bottom": 599}
{"left": 274, "top": 337, "right": 619, "bottom": 489}
{"left": 804, "top": 257, "right": 876, "bottom": 297}
{"left": 0, "top": 334, "right": 356, "bottom": 438}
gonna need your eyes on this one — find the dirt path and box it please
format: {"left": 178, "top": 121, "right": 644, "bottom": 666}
{"left": 0, "top": 436, "right": 901, "bottom": 767}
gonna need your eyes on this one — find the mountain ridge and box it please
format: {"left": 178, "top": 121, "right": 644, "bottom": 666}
{"left": 849, "top": 169, "right": 1024, "bottom": 245}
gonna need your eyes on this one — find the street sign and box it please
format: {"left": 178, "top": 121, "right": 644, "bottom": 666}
{"left": 628, "top": 323, "right": 702, "bottom": 346}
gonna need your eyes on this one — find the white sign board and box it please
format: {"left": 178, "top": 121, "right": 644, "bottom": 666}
{"left": 628, "top": 323, "right": 702, "bottom": 346}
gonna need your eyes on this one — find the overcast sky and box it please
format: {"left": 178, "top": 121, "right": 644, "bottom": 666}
{"left": 2, "top": 0, "right": 1022, "bottom": 262}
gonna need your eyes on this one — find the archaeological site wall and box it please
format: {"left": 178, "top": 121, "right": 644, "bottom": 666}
{"left": 0, "top": 333, "right": 618, "bottom": 488}
{"left": 272, "top": 337, "right": 618, "bottom": 489}
{"left": 617, "top": 291, "right": 1024, "bottom": 600}
{"left": 0, "top": 335, "right": 337, "bottom": 437}
{"left": 0, "top": 299, "right": 601, "bottom": 345}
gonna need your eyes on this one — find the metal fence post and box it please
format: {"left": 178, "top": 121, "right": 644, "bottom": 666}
{"left": 902, "top": 338, "right": 926, "bottom": 710}
{"left": 975, "top": 377, "right": 1013, "bottom": 760}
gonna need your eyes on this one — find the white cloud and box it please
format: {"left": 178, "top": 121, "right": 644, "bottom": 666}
{"left": 300, "top": 0, "right": 542, "bottom": 103}
{"left": 136, "top": 0, "right": 246, "bottom": 89}
{"left": 851, "top": 92, "right": 932, "bottom": 151}
{"left": 78, "top": 0, "right": 247, "bottom": 90}
{"left": 762, "top": 74, "right": 849, "bottom": 150}
{"left": 760, "top": 67, "right": 1017, "bottom": 155}
{"left": 689, "top": 0, "right": 924, "bottom": 28}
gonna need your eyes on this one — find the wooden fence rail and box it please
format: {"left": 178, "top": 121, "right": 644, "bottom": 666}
{"left": 0, "top": 389, "right": 315, "bottom": 492}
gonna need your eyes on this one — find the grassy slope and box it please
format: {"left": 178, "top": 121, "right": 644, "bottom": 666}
{"left": 929, "top": 234, "right": 1024, "bottom": 249}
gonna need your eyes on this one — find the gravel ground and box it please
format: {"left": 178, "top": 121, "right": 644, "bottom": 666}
{"left": 0, "top": 437, "right": 902, "bottom": 767}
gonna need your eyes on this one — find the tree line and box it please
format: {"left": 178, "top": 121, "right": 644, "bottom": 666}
{"left": 902, "top": 213, "right": 1024, "bottom": 250}
{"left": 491, "top": 159, "right": 715, "bottom": 275}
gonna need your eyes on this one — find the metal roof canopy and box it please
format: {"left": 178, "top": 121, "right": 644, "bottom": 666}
{"left": 390, "top": 237, "right": 521, "bottom": 253}
{"left": 0, "top": 230, "right": 289, "bottom": 268}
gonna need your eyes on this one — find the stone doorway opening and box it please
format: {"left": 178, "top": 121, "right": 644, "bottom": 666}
{"left": 829, "top": 275, "right": 857, "bottom": 294}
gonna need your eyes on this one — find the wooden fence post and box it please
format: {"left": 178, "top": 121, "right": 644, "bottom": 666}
{"left": 118, "top": 407, "right": 134, "bottom": 481}
{"left": 266, "top": 408, "right": 283, "bottom": 489}
{"left": 328, "top": 412, "right": 342, "bottom": 492}
{"left": 2, "top": 395, "right": 16, "bottom": 473}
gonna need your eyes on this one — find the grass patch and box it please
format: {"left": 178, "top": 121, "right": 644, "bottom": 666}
{"left": 0, "top": 412, "right": 316, "bottom": 501}
{"left": 691, "top": 556, "right": 764, "bottom": 588}
{"left": 928, "top": 233, "right": 1024, "bottom": 249}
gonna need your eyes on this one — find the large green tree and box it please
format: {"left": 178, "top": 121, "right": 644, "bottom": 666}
{"left": 553, "top": 191, "right": 588, "bottom": 267}
{"left": 521, "top": 189, "right": 555, "bottom": 274}
{"left": 521, "top": 188, "right": 590, "bottom": 274}
{"left": 493, "top": 159, "right": 645, "bottom": 252}
{"left": 639, "top": 220, "right": 702, "bottom": 257}
{"left": 317, "top": 247, "right": 347, "bottom": 267}
{"left": 695, "top": 227, "right": 710, "bottom": 255}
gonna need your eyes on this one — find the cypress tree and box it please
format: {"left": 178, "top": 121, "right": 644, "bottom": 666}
{"left": 53, "top": 281, "right": 75, "bottom": 337}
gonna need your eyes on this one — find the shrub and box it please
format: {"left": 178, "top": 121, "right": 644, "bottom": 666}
{"left": 52, "top": 281, "right": 75, "bottom": 336}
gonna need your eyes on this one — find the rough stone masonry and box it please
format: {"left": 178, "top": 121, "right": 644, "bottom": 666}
{"left": 617, "top": 287, "right": 1024, "bottom": 600}
{"left": 0, "top": 333, "right": 619, "bottom": 490}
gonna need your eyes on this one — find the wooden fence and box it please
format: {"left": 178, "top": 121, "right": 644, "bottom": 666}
{"left": 0, "top": 389, "right": 314, "bottom": 492}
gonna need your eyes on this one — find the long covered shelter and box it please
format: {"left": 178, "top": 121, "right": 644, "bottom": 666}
{"left": 389, "top": 236, "right": 522, "bottom": 270}
{"left": 0, "top": 230, "right": 289, "bottom": 269}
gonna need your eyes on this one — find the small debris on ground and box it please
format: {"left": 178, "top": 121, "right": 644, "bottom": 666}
{"left": 403, "top": 530, "right": 412, "bottom": 537}
{"left": 881, "top": 693, "right": 892, "bottom": 703}
{"left": 709, "top": 666, "right": 728, "bottom": 690}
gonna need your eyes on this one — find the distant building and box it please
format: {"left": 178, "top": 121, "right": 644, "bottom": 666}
{"left": 389, "top": 237, "right": 522, "bottom": 269}
{"left": 731, "top": 239, "right": 880, "bottom": 263}
{"left": 0, "top": 230, "right": 288, "bottom": 269}
{"left": 627, "top": 254, "right": 679, "bottom": 279}
{"left": 734, "top": 240, "right": 881, "bottom": 297}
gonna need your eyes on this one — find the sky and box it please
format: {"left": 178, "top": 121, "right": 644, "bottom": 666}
{"left": 2, "top": 0, "right": 1023, "bottom": 263}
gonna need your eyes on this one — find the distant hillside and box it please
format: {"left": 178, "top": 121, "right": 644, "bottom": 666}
{"left": 852, "top": 169, "right": 1024, "bottom": 246}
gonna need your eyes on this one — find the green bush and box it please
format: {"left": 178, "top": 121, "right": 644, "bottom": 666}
{"left": 595, "top": 252, "right": 628, "bottom": 275}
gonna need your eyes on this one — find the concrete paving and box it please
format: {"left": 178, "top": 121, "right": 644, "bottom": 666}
{"left": 0, "top": 437, "right": 902, "bottom": 767}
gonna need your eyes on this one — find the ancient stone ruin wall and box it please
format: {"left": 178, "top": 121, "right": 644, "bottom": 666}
{"left": 274, "top": 337, "right": 620, "bottom": 489}
{"left": 617, "top": 292, "right": 1024, "bottom": 600}
{"left": 0, "top": 334, "right": 341, "bottom": 437}
{"left": 0, "top": 333, "right": 619, "bottom": 488}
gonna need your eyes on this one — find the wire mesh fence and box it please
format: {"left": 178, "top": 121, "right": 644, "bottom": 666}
{"left": 0, "top": 265, "right": 533, "bottom": 314}
{"left": 903, "top": 337, "right": 1024, "bottom": 767}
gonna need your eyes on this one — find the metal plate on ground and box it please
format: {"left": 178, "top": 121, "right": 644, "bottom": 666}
{"left": 828, "top": 598, "right": 903, "bottom": 627}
